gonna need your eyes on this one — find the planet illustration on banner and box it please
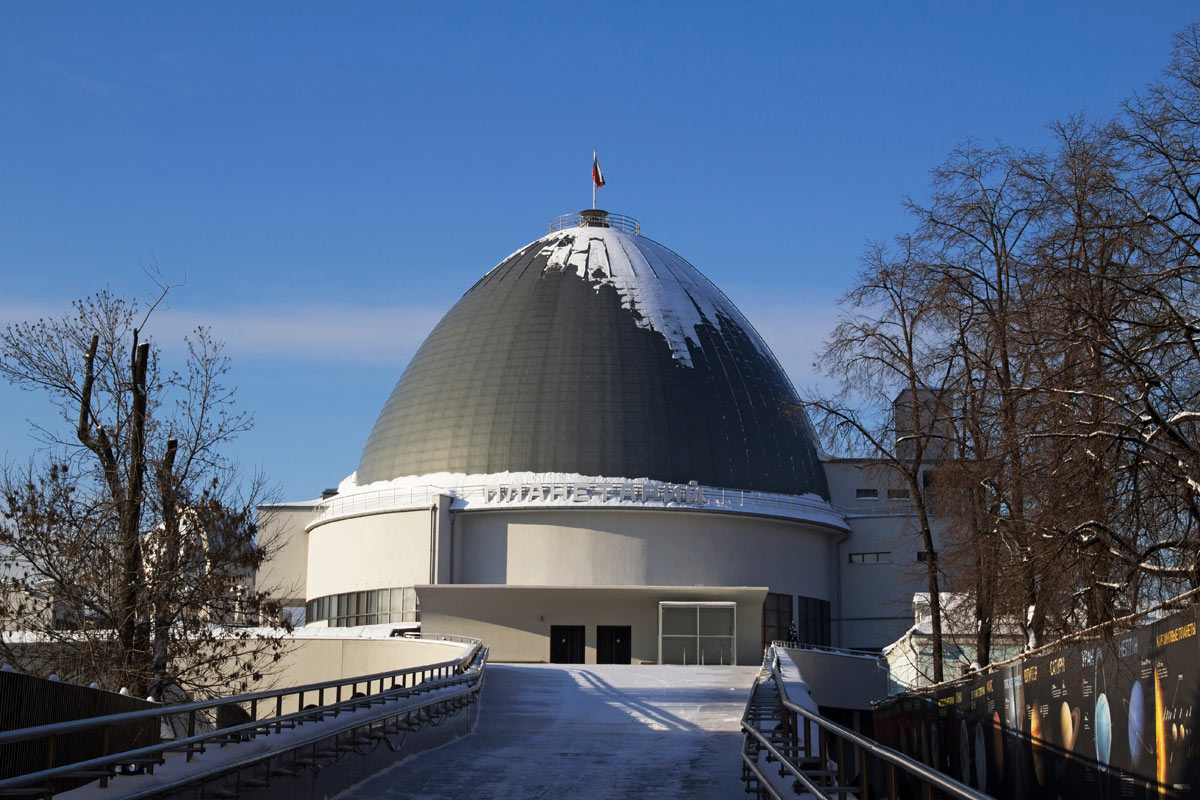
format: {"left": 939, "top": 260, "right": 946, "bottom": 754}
{"left": 993, "top": 711, "right": 1004, "bottom": 772}
{"left": 1060, "top": 701, "right": 1080, "bottom": 752}
{"left": 1030, "top": 708, "right": 1046, "bottom": 786}
{"left": 1095, "top": 693, "right": 1112, "bottom": 767}
{"left": 1127, "top": 680, "right": 1146, "bottom": 768}
{"left": 974, "top": 723, "right": 987, "bottom": 790}
{"left": 1155, "top": 664, "right": 1167, "bottom": 788}
{"left": 959, "top": 720, "right": 971, "bottom": 784}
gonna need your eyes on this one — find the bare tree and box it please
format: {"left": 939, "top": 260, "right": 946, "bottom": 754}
{"left": 810, "top": 23, "right": 1200, "bottom": 677}
{"left": 0, "top": 289, "right": 292, "bottom": 698}
{"left": 807, "top": 237, "right": 957, "bottom": 681}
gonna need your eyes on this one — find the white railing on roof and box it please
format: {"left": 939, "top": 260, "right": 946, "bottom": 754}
{"left": 306, "top": 480, "right": 863, "bottom": 531}
{"left": 548, "top": 211, "right": 640, "bottom": 235}
{"left": 839, "top": 501, "right": 917, "bottom": 518}
{"left": 768, "top": 640, "right": 883, "bottom": 660}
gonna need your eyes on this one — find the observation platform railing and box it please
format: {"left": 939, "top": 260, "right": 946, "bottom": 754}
{"left": 548, "top": 211, "right": 640, "bottom": 235}
{"left": 0, "top": 633, "right": 486, "bottom": 799}
{"left": 741, "top": 645, "right": 989, "bottom": 800}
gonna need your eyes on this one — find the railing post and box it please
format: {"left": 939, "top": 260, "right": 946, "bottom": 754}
{"left": 99, "top": 724, "right": 112, "bottom": 787}
{"left": 837, "top": 737, "right": 847, "bottom": 798}
{"left": 818, "top": 726, "right": 827, "bottom": 778}
{"left": 859, "top": 745, "right": 869, "bottom": 799}
{"left": 787, "top": 708, "right": 797, "bottom": 762}
{"left": 187, "top": 710, "right": 196, "bottom": 762}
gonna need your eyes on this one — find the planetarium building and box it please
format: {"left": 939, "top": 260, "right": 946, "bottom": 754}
{"left": 259, "top": 211, "right": 926, "bottom": 665}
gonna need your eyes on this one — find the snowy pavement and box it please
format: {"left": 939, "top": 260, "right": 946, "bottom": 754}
{"left": 335, "top": 663, "right": 760, "bottom": 799}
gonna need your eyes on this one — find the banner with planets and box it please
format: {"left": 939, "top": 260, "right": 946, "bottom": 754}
{"left": 1147, "top": 608, "right": 1199, "bottom": 792}
{"left": 872, "top": 605, "right": 1199, "bottom": 799}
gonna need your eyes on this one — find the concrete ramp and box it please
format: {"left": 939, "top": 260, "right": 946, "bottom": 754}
{"left": 335, "top": 664, "right": 759, "bottom": 800}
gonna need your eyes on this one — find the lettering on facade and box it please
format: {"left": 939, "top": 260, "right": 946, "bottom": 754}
{"left": 483, "top": 481, "right": 708, "bottom": 506}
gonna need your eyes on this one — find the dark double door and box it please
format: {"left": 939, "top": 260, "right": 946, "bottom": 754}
{"left": 549, "top": 625, "right": 631, "bottom": 664}
{"left": 550, "top": 625, "right": 585, "bottom": 663}
{"left": 597, "top": 625, "right": 631, "bottom": 664}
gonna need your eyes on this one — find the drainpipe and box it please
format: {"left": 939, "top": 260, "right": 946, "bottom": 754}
{"left": 429, "top": 503, "right": 438, "bottom": 585}
{"left": 447, "top": 504, "right": 455, "bottom": 584}
{"left": 832, "top": 527, "right": 850, "bottom": 647}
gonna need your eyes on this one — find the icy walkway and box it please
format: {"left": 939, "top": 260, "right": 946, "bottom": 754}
{"left": 335, "top": 663, "right": 760, "bottom": 799}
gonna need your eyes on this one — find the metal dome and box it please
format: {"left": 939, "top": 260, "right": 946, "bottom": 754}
{"left": 356, "top": 212, "right": 829, "bottom": 498}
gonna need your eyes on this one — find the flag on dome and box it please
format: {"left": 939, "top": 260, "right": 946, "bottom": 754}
{"left": 592, "top": 151, "right": 605, "bottom": 188}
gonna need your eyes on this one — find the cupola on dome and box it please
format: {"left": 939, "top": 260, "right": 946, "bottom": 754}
{"left": 357, "top": 210, "right": 828, "bottom": 498}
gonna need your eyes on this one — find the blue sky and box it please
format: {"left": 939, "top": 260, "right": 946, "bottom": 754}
{"left": 2, "top": 2, "right": 1197, "bottom": 500}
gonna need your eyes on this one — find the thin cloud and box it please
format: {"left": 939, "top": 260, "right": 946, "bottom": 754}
{"left": 154, "top": 305, "right": 443, "bottom": 366}
{"left": 0, "top": 301, "right": 442, "bottom": 368}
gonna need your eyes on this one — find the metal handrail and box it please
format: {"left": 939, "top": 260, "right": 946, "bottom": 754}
{"left": 740, "top": 666, "right": 839, "bottom": 800}
{"left": 741, "top": 646, "right": 990, "bottom": 800}
{"left": 548, "top": 211, "right": 640, "bottom": 235}
{"left": 0, "top": 635, "right": 485, "bottom": 797}
{"left": 768, "top": 640, "right": 883, "bottom": 660}
{"left": 401, "top": 631, "right": 481, "bottom": 644}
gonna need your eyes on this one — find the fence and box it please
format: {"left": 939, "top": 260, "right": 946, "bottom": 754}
{"left": 741, "top": 646, "right": 990, "bottom": 799}
{"left": 0, "top": 671, "right": 159, "bottom": 793}
{"left": 873, "top": 604, "right": 1200, "bottom": 798}
{"left": 0, "top": 634, "right": 486, "bottom": 798}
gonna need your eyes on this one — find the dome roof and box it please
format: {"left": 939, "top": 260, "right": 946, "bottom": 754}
{"left": 357, "top": 213, "right": 829, "bottom": 498}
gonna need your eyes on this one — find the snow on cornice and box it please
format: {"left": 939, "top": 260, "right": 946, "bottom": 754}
{"left": 316, "top": 471, "right": 849, "bottom": 531}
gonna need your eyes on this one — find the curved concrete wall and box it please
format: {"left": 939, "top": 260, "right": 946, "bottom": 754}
{"left": 305, "top": 508, "right": 434, "bottom": 599}
{"left": 455, "top": 508, "right": 834, "bottom": 599}
{"left": 304, "top": 505, "right": 835, "bottom": 603}
{"left": 269, "top": 635, "right": 469, "bottom": 689}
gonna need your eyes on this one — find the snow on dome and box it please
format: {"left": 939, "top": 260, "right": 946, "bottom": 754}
{"left": 535, "top": 226, "right": 754, "bottom": 368}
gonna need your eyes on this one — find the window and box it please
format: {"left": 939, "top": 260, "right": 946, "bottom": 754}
{"left": 849, "top": 551, "right": 892, "bottom": 563}
{"left": 660, "top": 602, "right": 736, "bottom": 665}
{"left": 855, "top": 488, "right": 878, "bottom": 500}
{"left": 762, "top": 592, "right": 793, "bottom": 647}
{"left": 306, "top": 587, "right": 422, "bottom": 626}
{"left": 887, "top": 488, "right": 911, "bottom": 500}
{"left": 795, "top": 596, "right": 831, "bottom": 646}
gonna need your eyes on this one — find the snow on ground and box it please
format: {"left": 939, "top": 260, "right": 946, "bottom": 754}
{"left": 777, "top": 650, "right": 820, "bottom": 716}
{"left": 334, "top": 664, "right": 760, "bottom": 800}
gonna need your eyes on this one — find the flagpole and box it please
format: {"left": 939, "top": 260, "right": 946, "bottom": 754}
{"left": 592, "top": 149, "right": 596, "bottom": 209}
